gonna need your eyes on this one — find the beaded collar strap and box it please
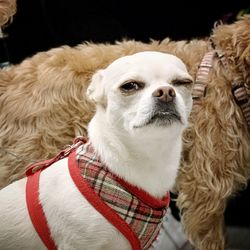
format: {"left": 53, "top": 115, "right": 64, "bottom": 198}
{"left": 192, "top": 50, "right": 250, "bottom": 130}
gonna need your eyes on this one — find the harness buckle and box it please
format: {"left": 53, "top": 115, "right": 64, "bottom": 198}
{"left": 63, "top": 136, "right": 86, "bottom": 157}
{"left": 26, "top": 136, "right": 86, "bottom": 176}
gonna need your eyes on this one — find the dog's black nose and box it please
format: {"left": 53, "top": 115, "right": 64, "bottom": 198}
{"left": 152, "top": 86, "right": 176, "bottom": 103}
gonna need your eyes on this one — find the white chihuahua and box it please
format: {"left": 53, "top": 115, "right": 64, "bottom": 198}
{"left": 0, "top": 51, "right": 193, "bottom": 250}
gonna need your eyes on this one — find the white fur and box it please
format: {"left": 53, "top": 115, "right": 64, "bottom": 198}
{"left": 88, "top": 51, "right": 193, "bottom": 197}
{"left": 0, "top": 51, "right": 192, "bottom": 249}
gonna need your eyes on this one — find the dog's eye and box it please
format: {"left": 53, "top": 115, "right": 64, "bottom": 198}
{"left": 172, "top": 79, "right": 193, "bottom": 86}
{"left": 120, "top": 81, "right": 144, "bottom": 93}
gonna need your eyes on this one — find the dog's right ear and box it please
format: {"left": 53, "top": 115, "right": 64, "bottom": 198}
{"left": 87, "top": 69, "right": 106, "bottom": 106}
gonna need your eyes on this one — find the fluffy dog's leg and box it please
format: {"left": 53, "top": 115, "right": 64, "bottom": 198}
{"left": 177, "top": 184, "right": 226, "bottom": 250}
{"left": 177, "top": 105, "right": 249, "bottom": 250}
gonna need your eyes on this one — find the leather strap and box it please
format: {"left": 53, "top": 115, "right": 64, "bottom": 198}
{"left": 217, "top": 50, "right": 250, "bottom": 130}
{"left": 192, "top": 51, "right": 216, "bottom": 105}
{"left": 193, "top": 50, "right": 250, "bottom": 130}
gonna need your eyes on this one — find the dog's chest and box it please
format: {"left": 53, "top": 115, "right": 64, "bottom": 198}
{"left": 32, "top": 141, "right": 169, "bottom": 249}
{"left": 71, "top": 142, "right": 169, "bottom": 249}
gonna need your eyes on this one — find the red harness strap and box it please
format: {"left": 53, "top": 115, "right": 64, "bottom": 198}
{"left": 26, "top": 169, "right": 57, "bottom": 250}
{"left": 25, "top": 137, "right": 85, "bottom": 250}
{"left": 68, "top": 149, "right": 141, "bottom": 250}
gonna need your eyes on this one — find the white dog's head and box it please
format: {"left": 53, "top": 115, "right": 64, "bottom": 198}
{"left": 87, "top": 51, "right": 193, "bottom": 137}
{"left": 87, "top": 52, "right": 193, "bottom": 196}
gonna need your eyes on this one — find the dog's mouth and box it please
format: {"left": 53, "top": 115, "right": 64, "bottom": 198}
{"left": 134, "top": 110, "right": 182, "bottom": 128}
{"left": 147, "top": 111, "right": 182, "bottom": 126}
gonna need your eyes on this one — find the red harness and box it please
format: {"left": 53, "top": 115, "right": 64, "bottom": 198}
{"left": 26, "top": 137, "right": 170, "bottom": 250}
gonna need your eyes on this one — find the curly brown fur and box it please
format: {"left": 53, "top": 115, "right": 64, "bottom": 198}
{"left": 0, "top": 39, "right": 207, "bottom": 186}
{"left": 177, "top": 15, "right": 250, "bottom": 250}
{"left": 0, "top": 15, "right": 249, "bottom": 250}
{"left": 0, "top": 0, "right": 16, "bottom": 26}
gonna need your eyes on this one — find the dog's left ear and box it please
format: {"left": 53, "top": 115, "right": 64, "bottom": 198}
{"left": 212, "top": 15, "right": 250, "bottom": 81}
{"left": 87, "top": 69, "right": 106, "bottom": 106}
{"left": 232, "top": 16, "right": 250, "bottom": 76}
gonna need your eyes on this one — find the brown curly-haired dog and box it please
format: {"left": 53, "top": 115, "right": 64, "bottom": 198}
{"left": 0, "top": 0, "right": 16, "bottom": 26}
{"left": 0, "top": 15, "right": 249, "bottom": 250}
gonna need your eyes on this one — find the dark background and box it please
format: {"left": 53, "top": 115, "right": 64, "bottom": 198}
{"left": 3, "top": 0, "right": 250, "bottom": 64}
{"left": 2, "top": 0, "right": 250, "bottom": 227}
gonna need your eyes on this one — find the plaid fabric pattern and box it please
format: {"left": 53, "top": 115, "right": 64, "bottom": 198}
{"left": 76, "top": 142, "right": 168, "bottom": 249}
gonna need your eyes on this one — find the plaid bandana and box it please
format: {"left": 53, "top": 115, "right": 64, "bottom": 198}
{"left": 68, "top": 141, "right": 170, "bottom": 250}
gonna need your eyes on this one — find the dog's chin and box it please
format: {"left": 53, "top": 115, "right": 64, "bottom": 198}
{"left": 134, "top": 111, "right": 183, "bottom": 129}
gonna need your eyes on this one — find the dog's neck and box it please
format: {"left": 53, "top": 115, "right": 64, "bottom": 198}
{"left": 88, "top": 109, "right": 183, "bottom": 199}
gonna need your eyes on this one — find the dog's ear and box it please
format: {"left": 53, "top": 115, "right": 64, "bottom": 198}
{"left": 87, "top": 69, "right": 106, "bottom": 106}
{"left": 233, "top": 16, "right": 250, "bottom": 59}
{"left": 211, "top": 15, "right": 250, "bottom": 81}
{"left": 232, "top": 15, "right": 250, "bottom": 79}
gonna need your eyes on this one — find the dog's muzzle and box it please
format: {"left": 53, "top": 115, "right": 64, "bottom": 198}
{"left": 133, "top": 86, "right": 182, "bottom": 128}
{"left": 148, "top": 86, "right": 182, "bottom": 126}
